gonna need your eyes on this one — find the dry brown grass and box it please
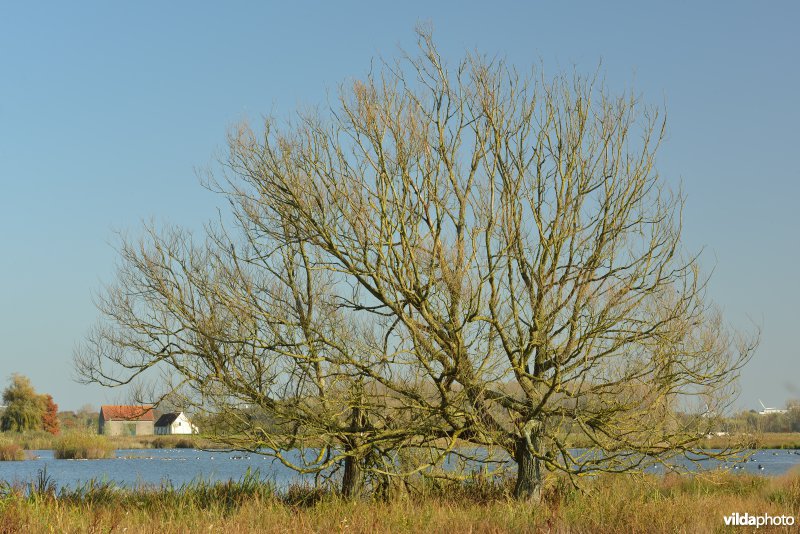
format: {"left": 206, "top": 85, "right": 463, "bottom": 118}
{"left": 0, "top": 440, "right": 25, "bottom": 461}
{"left": 0, "top": 431, "right": 57, "bottom": 451}
{"left": 2, "top": 468, "right": 800, "bottom": 533}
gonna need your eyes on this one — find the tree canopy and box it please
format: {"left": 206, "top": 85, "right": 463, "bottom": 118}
{"left": 76, "top": 30, "right": 756, "bottom": 500}
{"left": 1, "top": 374, "right": 46, "bottom": 432}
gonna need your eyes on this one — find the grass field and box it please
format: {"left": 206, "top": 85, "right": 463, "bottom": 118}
{"left": 1, "top": 468, "right": 799, "bottom": 533}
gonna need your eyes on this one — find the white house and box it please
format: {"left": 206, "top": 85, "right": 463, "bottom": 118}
{"left": 154, "top": 412, "right": 198, "bottom": 435}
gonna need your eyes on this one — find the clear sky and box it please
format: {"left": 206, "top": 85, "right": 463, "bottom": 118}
{"left": 1, "top": 2, "right": 797, "bottom": 412}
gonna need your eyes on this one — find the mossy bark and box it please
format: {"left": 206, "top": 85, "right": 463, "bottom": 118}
{"left": 513, "top": 421, "right": 543, "bottom": 501}
{"left": 341, "top": 452, "right": 364, "bottom": 498}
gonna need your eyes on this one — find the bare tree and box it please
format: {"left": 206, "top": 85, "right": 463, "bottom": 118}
{"left": 76, "top": 224, "right": 459, "bottom": 497}
{"left": 77, "top": 30, "right": 755, "bottom": 501}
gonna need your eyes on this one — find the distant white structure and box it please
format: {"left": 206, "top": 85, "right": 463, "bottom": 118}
{"left": 154, "top": 412, "right": 199, "bottom": 435}
{"left": 758, "top": 400, "right": 788, "bottom": 416}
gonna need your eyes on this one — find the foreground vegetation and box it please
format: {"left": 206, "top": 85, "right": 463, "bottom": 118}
{"left": 1, "top": 469, "right": 800, "bottom": 533}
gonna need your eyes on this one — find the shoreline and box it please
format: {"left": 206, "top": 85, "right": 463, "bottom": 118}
{"left": 5, "top": 431, "right": 800, "bottom": 452}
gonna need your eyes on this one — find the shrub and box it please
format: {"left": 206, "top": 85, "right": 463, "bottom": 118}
{"left": 151, "top": 436, "right": 198, "bottom": 449}
{"left": 53, "top": 432, "right": 115, "bottom": 459}
{"left": 175, "top": 438, "right": 196, "bottom": 449}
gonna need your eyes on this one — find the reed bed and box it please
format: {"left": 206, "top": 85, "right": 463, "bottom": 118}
{"left": 0, "top": 431, "right": 219, "bottom": 454}
{"left": 150, "top": 436, "right": 200, "bottom": 449}
{"left": 0, "top": 431, "right": 57, "bottom": 451}
{"left": 52, "top": 432, "right": 115, "bottom": 459}
{"left": 0, "top": 439, "right": 25, "bottom": 461}
{"left": 2, "top": 468, "right": 800, "bottom": 533}
{"left": 106, "top": 434, "right": 216, "bottom": 450}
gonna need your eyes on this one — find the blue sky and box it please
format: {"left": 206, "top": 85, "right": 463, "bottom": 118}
{"left": 1, "top": 2, "right": 797, "bottom": 411}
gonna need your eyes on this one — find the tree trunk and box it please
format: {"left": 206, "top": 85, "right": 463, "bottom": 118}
{"left": 341, "top": 452, "right": 364, "bottom": 498}
{"left": 341, "top": 404, "right": 366, "bottom": 499}
{"left": 513, "top": 422, "right": 543, "bottom": 501}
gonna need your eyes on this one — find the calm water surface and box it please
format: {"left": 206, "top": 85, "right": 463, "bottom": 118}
{"left": 0, "top": 449, "right": 309, "bottom": 490}
{"left": 1, "top": 448, "right": 799, "bottom": 490}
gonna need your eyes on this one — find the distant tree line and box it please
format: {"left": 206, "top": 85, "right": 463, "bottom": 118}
{"left": 56, "top": 404, "right": 98, "bottom": 432}
{"left": 723, "top": 404, "right": 800, "bottom": 434}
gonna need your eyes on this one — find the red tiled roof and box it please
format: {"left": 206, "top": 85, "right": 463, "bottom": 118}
{"left": 100, "top": 405, "right": 155, "bottom": 422}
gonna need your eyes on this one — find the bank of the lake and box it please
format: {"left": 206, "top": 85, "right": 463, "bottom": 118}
{"left": 7, "top": 431, "right": 800, "bottom": 451}
{"left": 2, "top": 468, "right": 800, "bottom": 533}
{"left": 699, "top": 432, "right": 800, "bottom": 450}
{"left": 0, "top": 431, "right": 215, "bottom": 452}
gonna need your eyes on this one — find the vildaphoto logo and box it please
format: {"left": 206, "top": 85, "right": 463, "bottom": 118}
{"left": 723, "top": 512, "right": 795, "bottom": 528}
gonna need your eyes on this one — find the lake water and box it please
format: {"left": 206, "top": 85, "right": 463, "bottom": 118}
{"left": 0, "top": 449, "right": 310, "bottom": 490}
{"left": 1, "top": 448, "right": 799, "bottom": 490}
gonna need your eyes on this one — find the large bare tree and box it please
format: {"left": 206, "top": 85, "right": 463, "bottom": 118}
{"left": 77, "top": 30, "right": 755, "bottom": 501}
{"left": 77, "top": 223, "right": 463, "bottom": 497}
